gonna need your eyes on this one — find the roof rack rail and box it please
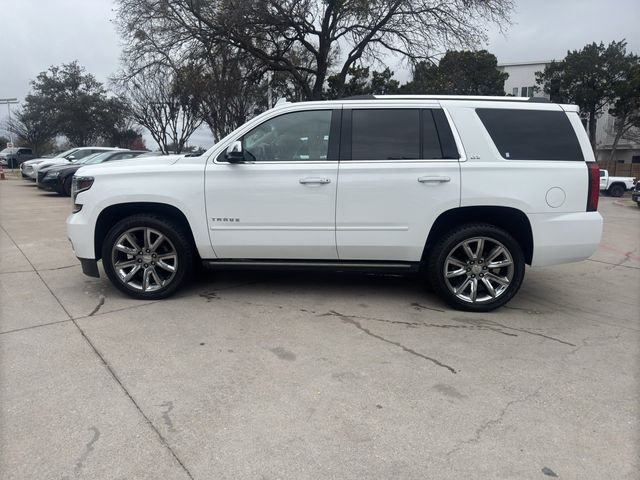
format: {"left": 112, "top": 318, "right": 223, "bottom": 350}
{"left": 339, "top": 94, "right": 550, "bottom": 103}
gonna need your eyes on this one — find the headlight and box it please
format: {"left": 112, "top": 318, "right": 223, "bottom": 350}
{"left": 71, "top": 176, "right": 94, "bottom": 213}
{"left": 46, "top": 171, "right": 60, "bottom": 178}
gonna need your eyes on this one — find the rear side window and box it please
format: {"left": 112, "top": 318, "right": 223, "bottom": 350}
{"left": 348, "top": 108, "right": 459, "bottom": 160}
{"left": 476, "top": 109, "right": 584, "bottom": 161}
{"left": 352, "top": 109, "right": 420, "bottom": 160}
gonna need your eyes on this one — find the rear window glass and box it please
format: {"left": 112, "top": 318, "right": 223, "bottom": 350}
{"left": 476, "top": 109, "right": 584, "bottom": 161}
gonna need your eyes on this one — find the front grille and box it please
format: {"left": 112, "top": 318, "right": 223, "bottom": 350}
{"left": 37, "top": 170, "right": 46, "bottom": 183}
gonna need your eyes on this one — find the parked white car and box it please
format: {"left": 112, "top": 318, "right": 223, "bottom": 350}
{"left": 599, "top": 169, "right": 636, "bottom": 197}
{"left": 21, "top": 147, "right": 124, "bottom": 181}
{"left": 67, "top": 95, "right": 603, "bottom": 311}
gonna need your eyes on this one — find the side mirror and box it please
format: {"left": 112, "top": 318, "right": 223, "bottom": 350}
{"left": 67, "top": 155, "right": 76, "bottom": 161}
{"left": 224, "top": 141, "right": 246, "bottom": 163}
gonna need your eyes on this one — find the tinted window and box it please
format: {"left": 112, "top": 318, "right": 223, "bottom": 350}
{"left": 477, "top": 109, "right": 584, "bottom": 161}
{"left": 352, "top": 109, "right": 419, "bottom": 160}
{"left": 422, "top": 110, "right": 442, "bottom": 159}
{"left": 242, "top": 110, "right": 332, "bottom": 161}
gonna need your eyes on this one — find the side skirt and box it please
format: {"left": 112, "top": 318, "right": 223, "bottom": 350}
{"left": 202, "top": 259, "right": 420, "bottom": 274}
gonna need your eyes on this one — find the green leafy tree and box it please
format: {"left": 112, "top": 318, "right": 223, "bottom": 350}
{"left": 325, "top": 67, "right": 400, "bottom": 99}
{"left": 607, "top": 61, "right": 640, "bottom": 160}
{"left": 24, "top": 61, "right": 130, "bottom": 147}
{"left": 535, "top": 41, "right": 633, "bottom": 148}
{"left": 403, "top": 50, "right": 508, "bottom": 95}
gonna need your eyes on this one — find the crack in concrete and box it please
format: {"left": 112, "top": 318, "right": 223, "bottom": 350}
{"left": 450, "top": 317, "right": 576, "bottom": 347}
{"left": 74, "top": 426, "right": 100, "bottom": 476}
{"left": 88, "top": 295, "right": 105, "bottom": 316}
{"left": 561, "top": 329, "right": 624, "bottom": 361}
{"left": 587, "top": 258, "right": 640, "bottom": 270}
{"left": 318, "top": 311, "right": 520, "bottom": 338}
{"left": 446, "top": 385, "right": 544, "bottom": 459}
{"left": 326, "top": 310, "right": 457, "bottom": 374}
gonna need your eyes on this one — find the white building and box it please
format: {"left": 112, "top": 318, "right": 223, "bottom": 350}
{"left": 497, "top": 60, "right": 551, "bottom": 99}
{"left": 498, "top": 61, "right": 640, "bottom": 167}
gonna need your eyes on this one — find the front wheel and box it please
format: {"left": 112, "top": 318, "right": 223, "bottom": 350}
{"left": 102, "top": 215, "right": 193, "bottom": 300}
{"left": 427, "top": 224, "right": 526, "bottom": 312}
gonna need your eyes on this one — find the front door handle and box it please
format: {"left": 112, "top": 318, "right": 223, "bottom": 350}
{"left": 418, "top": 176, "right": 451, "bottom": 183}
{"left": 299, "top": 177, "right": 331, "bottom": 185}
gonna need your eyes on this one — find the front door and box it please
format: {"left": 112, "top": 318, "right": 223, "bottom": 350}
{"left": 205, "top": 108, "right": 340, "bottom": 259}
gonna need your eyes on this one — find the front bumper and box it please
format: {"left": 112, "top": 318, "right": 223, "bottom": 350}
{"left": 38, "top": 175, "right": 59, "bottom": 191}
{"left": 632, "top": 191, "right": 640, "bottom": 202}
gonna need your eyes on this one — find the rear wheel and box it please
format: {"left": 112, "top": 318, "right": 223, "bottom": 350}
{"left": 427, "top": 223, "right": 525, "bottom": 312}
{"left": 102, "top": 215, "right": 193, "bottom": 300}
{"left": 609, "top": 184, "right": 624, "bottom": 197}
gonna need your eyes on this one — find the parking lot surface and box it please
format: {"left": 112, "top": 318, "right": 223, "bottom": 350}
{"left": 1, "top": 177, "right": 639, "bottom": 479}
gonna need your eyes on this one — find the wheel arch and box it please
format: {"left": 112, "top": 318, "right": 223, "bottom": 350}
{"left": 607, "top": 182, "right": 626, "bottom": 191}
{"left": 422, "top": 206, "right": 534, "bottom": 265}
{"left": 94, "top": 202, "right": 198, "bottom": 261}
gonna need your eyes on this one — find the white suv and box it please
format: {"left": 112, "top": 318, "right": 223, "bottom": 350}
{"left": 67, "top": 95, "right": 603, "bottom": 311}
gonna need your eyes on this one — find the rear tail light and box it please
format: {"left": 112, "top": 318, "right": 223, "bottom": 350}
{"left": 586, "top": 162, "right": 599, "bottom": 212}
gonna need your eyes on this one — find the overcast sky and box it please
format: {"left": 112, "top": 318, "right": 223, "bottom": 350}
{"left": 1, "top": 0, "right": 639, "bottom": 149}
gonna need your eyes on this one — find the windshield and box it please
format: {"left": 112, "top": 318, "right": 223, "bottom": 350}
{"left": 0, "top": 148, "right": 16, "bottom": 154}
{"left": 84, "top": 152, "right": 114, "bottom": 164}
{"left": 57, "top": 148, "right": 79, "bottom": 159}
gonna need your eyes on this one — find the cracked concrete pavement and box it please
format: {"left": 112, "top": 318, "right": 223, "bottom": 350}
{"left": 1, "top": 178, "right": 639, "bottom": 479}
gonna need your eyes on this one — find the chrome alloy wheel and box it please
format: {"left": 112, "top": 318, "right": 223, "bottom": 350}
{"left": 443, "top": 236, "right": 514, "bottom": 304}
{"left": 111, "top": 227, "right": 178, "bottom": 292}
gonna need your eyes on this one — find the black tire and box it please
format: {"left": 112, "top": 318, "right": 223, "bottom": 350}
{"left": 426, "top": 223, "right": 526, "bottom": 312}
{"left": 102, "top": 214, "right": 193, "bottom": 300}
{"left": 609, "top": 184, "right": 624, "bottom": 197}
{"left": 61, "top": 175, "right": 72, "bottom": 196}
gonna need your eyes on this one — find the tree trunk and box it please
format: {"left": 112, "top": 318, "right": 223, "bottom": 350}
{"left": 588, "top": 110, "right": 597, "bottom": 151}
{"left": 608, "top": 130, "right": 623, "bottom": 162}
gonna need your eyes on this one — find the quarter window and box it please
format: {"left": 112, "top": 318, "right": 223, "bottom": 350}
{"left": 476, "top": 109, "right": 584, "bottom": 161}
{"left": 242, "top": 110, "right": 332, "bottom": 162}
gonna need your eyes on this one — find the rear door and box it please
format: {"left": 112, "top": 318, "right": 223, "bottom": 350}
{"left": 336, "top": 106, "right": 462, "bottom": 261}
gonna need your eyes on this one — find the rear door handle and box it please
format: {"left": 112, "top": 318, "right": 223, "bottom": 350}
{"left": 418, "top": 176, "right": 451, "bottom": 183}
{"left": 299, "top": 177, "right": 331, "bottom": 185}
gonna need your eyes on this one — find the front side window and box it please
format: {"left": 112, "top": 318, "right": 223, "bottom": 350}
{"left": 477, "top": 108, "right": 584, "bottom": 161}
{"left": 242, "top": 110, "right": 332, "bottom": 162}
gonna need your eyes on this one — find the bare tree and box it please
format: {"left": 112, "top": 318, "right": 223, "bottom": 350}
{"left": 115, "top": 0, "right": 513, "bottom": 100}
{"left": 5, "top": 107, "right": 56, "bottom": 156}
{"left": 177, "top": 48, "right": 270, "bottom": 141}
{"left": 114, "top": 65, "right": 203, "bottom": 153}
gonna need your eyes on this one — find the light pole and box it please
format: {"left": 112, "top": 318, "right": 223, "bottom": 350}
{"left": 0, "top": 98, "right": 19, "bottom": 170}
{"left": 0, "top": 98, "right": 19, "bottom": 145}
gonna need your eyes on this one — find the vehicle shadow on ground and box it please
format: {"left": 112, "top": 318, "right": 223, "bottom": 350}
{"left": 176, "top": 267, "right": 448, "bottom": 309}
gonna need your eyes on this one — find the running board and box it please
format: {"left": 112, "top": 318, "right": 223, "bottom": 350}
{"left": 202, "top": 259, "right": 420, "bottom": 273}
